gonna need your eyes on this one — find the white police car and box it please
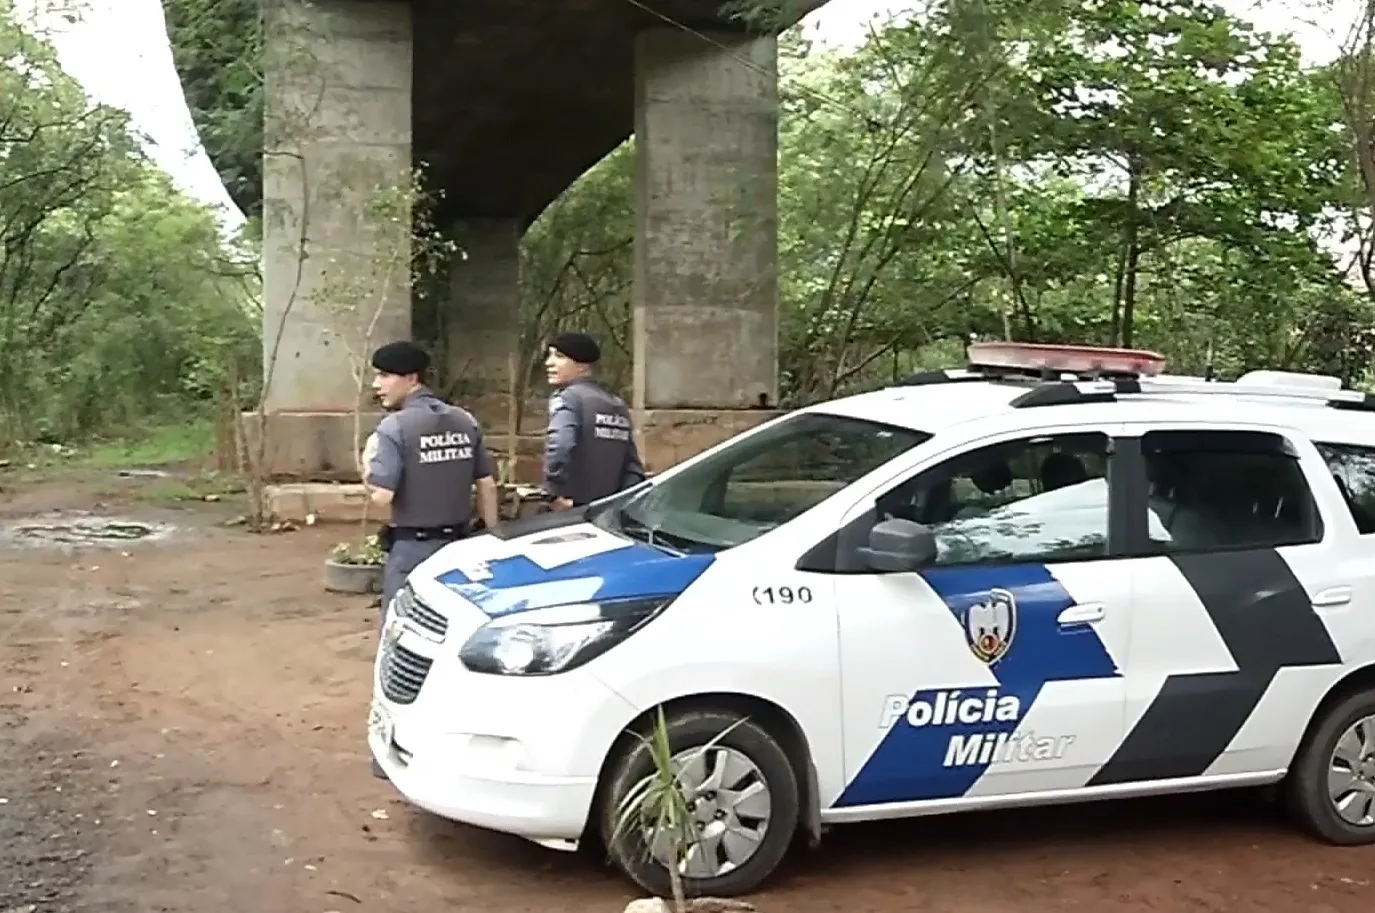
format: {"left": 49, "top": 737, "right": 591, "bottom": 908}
{"left": 369, "top": 342, "right": 1375, "bottom": 896}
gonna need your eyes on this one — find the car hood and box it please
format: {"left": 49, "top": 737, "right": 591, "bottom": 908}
{"left": 413, "top": 520, "right": 715, "bottom": 618}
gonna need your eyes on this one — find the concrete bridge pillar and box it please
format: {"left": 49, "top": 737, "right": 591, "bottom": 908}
{"left": 248, "top": 4, "right": 789, "bottom": 484}
{"left": 441, "top": 218, "right": 521, "bottom": 424}
{"left": 631, "top": 29, "right": 782, "bottom": 466}
{"left": 251, "top": 0, "right": 413, "bottom": 478}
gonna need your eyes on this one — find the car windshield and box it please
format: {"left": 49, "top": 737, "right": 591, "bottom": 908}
{"left": 604, "top": 412, "right": 931, "bottom": 553}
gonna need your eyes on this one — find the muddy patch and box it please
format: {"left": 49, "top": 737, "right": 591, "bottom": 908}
{"left": 1, "top": 513, "right": 174, "bottom": 549}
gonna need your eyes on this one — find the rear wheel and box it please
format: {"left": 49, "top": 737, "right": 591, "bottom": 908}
{"left": 599, "top": 708, "right": 799, "bottom": 897}
{"left": 1286, "top": 689, "right": 1375, "bottom": 844}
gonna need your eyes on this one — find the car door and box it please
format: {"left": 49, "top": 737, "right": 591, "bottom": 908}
{"left": 1087, "top": 425, "right": 1349, "bottom": 787}
{"left": 817, "top": 423, "right": 1135, "bottom": 812}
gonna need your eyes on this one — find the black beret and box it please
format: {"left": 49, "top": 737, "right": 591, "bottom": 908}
{"left": 370, "top": 340, "right": 430, "bottom": 376}
{"left": 549, "top": 331, "right": 600, "bottom": 365}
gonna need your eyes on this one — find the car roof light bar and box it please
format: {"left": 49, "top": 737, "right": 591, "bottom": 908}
{"left": 967, "top": 342, "right": 1168, "bottom": 379}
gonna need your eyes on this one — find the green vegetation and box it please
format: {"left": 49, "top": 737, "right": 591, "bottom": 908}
{"left": 530, "top": 0, "right": 1375, "bottom": 401}
{"left": 1, "top": 0, "right": 259, "bottom": 462}
{"left": 163, "top": 0, "right": 262, "bottom": 220}
{"left": 12, "top": 0, "right": 1375, "bottom": 468}
{"left": 59, "top": 420, "right": 216, "bottom": 468}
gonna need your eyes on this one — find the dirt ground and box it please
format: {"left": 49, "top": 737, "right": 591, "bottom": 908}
{"left": 3, "top": 470, "right": 1375, "bottom": 913}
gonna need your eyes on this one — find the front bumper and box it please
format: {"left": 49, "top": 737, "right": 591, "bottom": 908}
{"left": 369, "top": 726, "right": 599, "bottom": 840}
{"left": 368, "top": 591, "right": 639, "bottom": 842}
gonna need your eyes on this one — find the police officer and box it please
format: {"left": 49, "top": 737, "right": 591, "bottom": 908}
{"left": 363, "top": 340, "right": 499, "bottom": 610}
{"left": 543, "top": 332, "right": 646, "bottom": 508}
{"left": 363, "top": 341, "right": 498, "bottom": 780}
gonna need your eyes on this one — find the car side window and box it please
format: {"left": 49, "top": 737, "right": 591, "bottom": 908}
{"left": 1314, "top": 441, "right": 1375, "bottom": 535}
{"left": 870, "top": 431, "right": 1111, "bottom": 567}
{"left": 1142, "top": 430, "right": 1322, "bottom": 552}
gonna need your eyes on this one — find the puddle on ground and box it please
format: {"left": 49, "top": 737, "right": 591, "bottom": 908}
{"left": 116, "top": 468, "right": 170, "bottom": 479}
{"left": 2, "top": 514, "right": 174, "bottom": 548}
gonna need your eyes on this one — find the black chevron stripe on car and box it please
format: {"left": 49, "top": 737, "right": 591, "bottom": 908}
{"left": 1087, "top": 548, "right": 1343, "bottom": 786}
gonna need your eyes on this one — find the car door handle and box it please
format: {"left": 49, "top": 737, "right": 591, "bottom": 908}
{"left": 1057, "top": 603, "right": 1105, "bottom": 626}
{"left": 1313, "top": 586, "right": 1352, "bottom": 608}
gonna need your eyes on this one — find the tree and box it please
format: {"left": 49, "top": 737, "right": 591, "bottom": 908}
{"left": 774, "top": 24, "right": 992, "bottom": 400}
{"left": 980, "top": 0, "right": 1347, "bottom": 348}
{"left": 0, "top": 1, "right": 258, "bottom": 446}
{"left": 146, "top": 0, "right": 1375, "bottom": 438}
{"left": 517, "top": 142, "right": 635, "bottom": 419}
{"left": 162, "top": 0, "right": 263, "bottom": 220}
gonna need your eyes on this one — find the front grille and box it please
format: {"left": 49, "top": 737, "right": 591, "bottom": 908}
{"left": 380, "top": 643, "right": 432, "bottom": 705}
{"left": 408, "top": 594, "right": 449, "bottom": 639}
{"left": 395, "top": 587, "right": 449, "bottom": 640}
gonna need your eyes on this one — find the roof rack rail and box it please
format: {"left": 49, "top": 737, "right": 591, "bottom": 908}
{"left": 894, "top": 368, "right": 984, "bottom": 387}
{"left": 886, "top": 342, "right": 1375, "bottom": 413}
{"left": 1007, "top": 376, "right": 1375, "bottom": 412}
{"left": 1008, "top": 382, "right": 1127, "bottom": 408}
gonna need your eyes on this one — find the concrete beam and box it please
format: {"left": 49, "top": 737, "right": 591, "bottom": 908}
{"left": 254, "top": 0, "right": 414, "bottom": 478}
{"left": 632, "top": 29, "right": 780, "bottom": 412}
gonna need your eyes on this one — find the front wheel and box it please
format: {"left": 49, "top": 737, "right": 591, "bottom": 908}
{"left": 599, "top": 708, "right": 799, "bottom": 897}
{"left": 1286, "top": 688, "right": 1375, "bottom": 844}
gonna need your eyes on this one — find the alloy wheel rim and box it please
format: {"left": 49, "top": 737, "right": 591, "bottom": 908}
{"left": 633, "top": 744, "right": 773, "bottom": 879}
{"left": 1328, "top": 713, "right": 1375, "bottom": 826}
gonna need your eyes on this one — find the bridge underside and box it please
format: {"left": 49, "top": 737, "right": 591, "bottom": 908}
{"left": 253, "top": 0, "right": 812, "bottom": 480}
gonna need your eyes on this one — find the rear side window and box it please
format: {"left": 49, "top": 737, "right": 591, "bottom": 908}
{"left": 1142, "top": 430, "right": 1321, "bottom": 552}
{"left": 1315, "top": 442, "right": 1375, "bottom": 534}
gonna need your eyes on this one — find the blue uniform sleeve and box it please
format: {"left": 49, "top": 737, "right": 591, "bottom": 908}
{"left": 471, "top": 422, "right": 494, "bottom": 480}
{"left": 543, "top": 392, "right": 580, "bottom": 498}
{"left": 368, "top": 417, "right": 404, "bottom": 491}
{"left": 622, "top": 431, "right": 647, "bottom": 488}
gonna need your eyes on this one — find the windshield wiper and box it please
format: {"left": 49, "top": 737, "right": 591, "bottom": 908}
{"left": 615, "top": 510, "right": 715, "bottom": 555}
{"left": 615, "top": 509, "right": 659, "bottom": 546}
{"left": 639, "top": 524, "right": 721, "bottom": 554}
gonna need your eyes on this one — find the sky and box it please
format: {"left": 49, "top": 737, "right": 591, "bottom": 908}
{"left": 5, "top": 0, "right": 1366, "bottom": 238}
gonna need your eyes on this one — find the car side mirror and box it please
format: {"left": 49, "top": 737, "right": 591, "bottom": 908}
{"left": 858, "top": 518, "right": 937, "bottom": 573}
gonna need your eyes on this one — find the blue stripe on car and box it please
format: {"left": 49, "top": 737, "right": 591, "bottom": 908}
{"left": 436, "top": 542, "right": 714, "bottom": 616}
{"left": 834, "top": 563, "right": 1120, "bottom": 806}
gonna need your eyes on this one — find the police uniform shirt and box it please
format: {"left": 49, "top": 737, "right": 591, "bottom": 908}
{"left": 368, "top": 387, "right": 493, "bottom": 529}
{"left": 544, "top": 376, "right": 645, "bottom": 505}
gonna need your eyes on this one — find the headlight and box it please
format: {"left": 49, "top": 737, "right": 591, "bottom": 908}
{"left": 391, "top": 584, "right": 415, "bottom": 618}
{"left": 458, "top": 597, "right": 671, "bottom": 676}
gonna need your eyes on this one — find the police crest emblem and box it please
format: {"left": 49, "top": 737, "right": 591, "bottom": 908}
{"left": 965, "top": 588, "right": 1016, "bottom": 664}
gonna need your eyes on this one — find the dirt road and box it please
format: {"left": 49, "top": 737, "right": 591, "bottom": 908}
{"left": 2, "top": 471, "right": 1373, "bottom": 913}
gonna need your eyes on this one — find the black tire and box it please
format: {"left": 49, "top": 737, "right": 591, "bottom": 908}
{"left": 599, "top": 708, "right": 799, "bottom": 897}
{"left": 1286, "top": 688, "right": 1375, "bottom": 844}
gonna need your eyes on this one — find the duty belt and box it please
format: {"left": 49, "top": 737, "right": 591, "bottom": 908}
{"left": 390, "top": 524, "right": 467, "bottom": 542}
